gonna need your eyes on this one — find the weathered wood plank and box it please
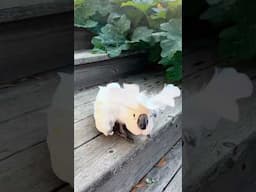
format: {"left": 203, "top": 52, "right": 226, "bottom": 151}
{"left": 74, "top": 51, "right": 148, "bottom": 90}
{"left": 75, "top": 110, "right": 181, "bottom": 192}
{"left": 0, "top": 1, "right": 72, "bottom": 23}
{"left": 74, "top": 28, "right": 94, "bottom": 50}
{"left": 74, "top": 50, "right": 145, "bottom": 65}
{"left": 0, "top": 142, "right": 64, "bottom": 191}
{"left": 74, "top": 73, "right": 165, "bottom": 148}
{"left": 0, "top": 13, "right": 73, "bottom": 83}
{"left": 164, "top": 168, "right": 182, "bottom": 192}
{"left": 136, "top": 140, "right": 182, "bottom": 192}
{"left": 0, "top": 72, "right": 59, "bottom": 122}
{"left": 0, "top": 109, "right": 48, "bottom": 161}
{"left": 183, "top": 49, "right": 216, "bottom": 78}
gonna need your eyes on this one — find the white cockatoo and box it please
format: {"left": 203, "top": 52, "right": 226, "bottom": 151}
{"left": 94, "top": 82, "right": 181, "bottom": 139}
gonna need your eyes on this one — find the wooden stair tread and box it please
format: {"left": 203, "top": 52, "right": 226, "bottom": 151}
{"left": 74, "top": 49, "right": 144, "bottom": 65}
{"left": 74, "top": 72, "right": 182, "bottom": 192}
{"left": 0, "top": 70, "right": 67, "bottom": 191}
{"left": 74, "top": 50, "right": 147, "bottom": 90}
{"left": 134, "top": 140, "right": 182, "bottom": 192}
{"left": 0, "top": 1, "right": 72, "bottom": 23}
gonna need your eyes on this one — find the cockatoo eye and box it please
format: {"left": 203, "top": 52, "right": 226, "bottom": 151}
{"left": 137, "top": 114, "right": 148, "bottom": 130}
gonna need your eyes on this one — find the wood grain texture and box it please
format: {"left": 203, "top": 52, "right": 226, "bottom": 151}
{"left": 136, "top": 140, "right": 182, "bottom": 192}
{"left": 74, "top": 70, "right": 182, "bottom": 192}
{"left": 0, "top": 109, "right": 48, "bottom": 161}
{"left": 74, "top": 28, "right": 94, "bottom": 50}
{"left": 74, "top": 52, "right": 148, "bottom": 90}
{"left": 164, "top": 168, "right": 182, "bottom": 192}
{"left": 0, "top": 1, "right": 72, "bottom": 23}
{"left": 75, "top": 116, "right": 181, "bottom": 192}
{"left": 0, "top": 142, "right": 65, "bottom": 191}
{"left": 74, "top": 50, "right": 145, "bottom": 65}
{"left": 0, "top": 13, "right": 73, "bottom": 83}
{"left": 0, "top": 72, "right": 59, "bottom": 122}
{"left": 0, "top": 70, "right": 73, "bottom": 192}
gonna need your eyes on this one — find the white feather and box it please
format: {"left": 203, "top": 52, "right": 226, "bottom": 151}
{"left": 94, "top": 82, "right": 181, "bottom": 136}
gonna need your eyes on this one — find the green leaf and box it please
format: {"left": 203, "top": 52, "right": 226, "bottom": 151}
{"left": 160, "top": 51, "right": 182, "bottom": 82}
{"left": 159, "top": 50, "right": 181, "bottom": 67}
{"left": 165, "top": 64, "right": 182, "bottom": 82}
{"left": 148, "top": 43, "right": 162, "bottom": 63}
{"left": 92, "top": 15, "right": 131, "bottom": 57}
{"left": 74, "top": 0, "right": 84, "bottom": 7}
{"left": 131, "top": 26, "right": 154, "bottom": 42}
{"left": 74, "top": 0, "right": 113, "bottom": 28}
{"left": 121, "top": 0, "right": 156, "bottom": 13}
{"left": 160, "top": 19, "right": 182, "bottom": 58}
{"left": 75, "top": 19, "right": 98, "bottom": 28}
{"left": 167, "top": 0, "right": 182, "bottom": 18}
{"left": 150, "top": 7, "right": 167, "bottom": 20}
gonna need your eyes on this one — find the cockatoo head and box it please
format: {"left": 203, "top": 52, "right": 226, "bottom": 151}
{"left": 119, "top": 103, "right": 153, "bottom": 136}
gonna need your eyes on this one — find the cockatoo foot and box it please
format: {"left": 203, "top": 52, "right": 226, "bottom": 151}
{"left": 113, "top": 122, "right": 134, "bottom": 142}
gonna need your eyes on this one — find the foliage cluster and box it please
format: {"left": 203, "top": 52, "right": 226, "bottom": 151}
{"left": 75, "top": 0, "right": 182, "bottom": 82}
{"left": 201, "top": 0, "right": 256, "bottom": 62}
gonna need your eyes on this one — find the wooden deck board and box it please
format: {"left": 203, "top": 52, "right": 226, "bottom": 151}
{"left": 74, "top": 50, "right": 148, "bottom": 90}
{"left": 135, "top": 140, "right": 182, "bottom": 192}
{"left": 164, "top": 168, "right": 182, "bottom": 192}
{"left": 0, "top": 109, "right": 48, "bottom": 161}
{"left": 0, "top": 13, "right": 72, "bottom": 83}
{"left": 0, "top": 142, "right": 65, "bottom": 191}
{"left": 0, "top": 70, "right": 67, "bottom": 191}
{"left": 74, "top": 72, "right": 182, "bottom": 192}
{"left": 0, "top": 2, "right": 72, "bottom": 24}
{"left": 0, "top": 71, "right": 60, "bottom": 160}
{"left": 0, "top": 71, "right": 59, "bottom": 123}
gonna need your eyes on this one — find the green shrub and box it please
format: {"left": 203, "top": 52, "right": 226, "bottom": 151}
{"left": 75, "top": 0, "right": 182, "bottom": 82}
{"left": 201, "top": 0, "right": 256, "bottom": 62}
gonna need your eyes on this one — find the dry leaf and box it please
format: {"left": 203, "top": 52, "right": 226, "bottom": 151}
{"left": 155, "top": 157, "right": 167, "bottom": 168}
{"left": 131, "top": 179, "right": 146, "bottom": 192}
{"left": 135, "top": 181, "right": 146, "bottom": 188}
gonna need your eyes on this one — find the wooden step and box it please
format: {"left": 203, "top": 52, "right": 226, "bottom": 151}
{"left": 74, "top": 50, "right": 147, "bottom": 91}
{"left": 132, "top": 140, "right": 182, "bottom": 192}
{"left": 0, "top": 1, "right": 72, "bottom": 23}
{"left": 74, "top": 72, "right": 182, "bottom": 192}
{"left": 74, "top": 27, "right": 94, "bottom": 50}
{"left": 0, "top": 12, "right": 73, "bottom": 84}
{"left": 0, "top": 69, "right": 71, "bottom": 191}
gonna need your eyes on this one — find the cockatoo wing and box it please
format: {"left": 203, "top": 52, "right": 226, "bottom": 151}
{"left": 146, "top": 84, "right": 181, "bottom": 110}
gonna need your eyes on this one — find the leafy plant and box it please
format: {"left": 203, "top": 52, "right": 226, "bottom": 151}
{"left": 92, "top": 14, "right": 131, "bottom": 57}
{"left": 201, "top": 0, "right": 256, "bottom": 61}
{"left": 75, "top": 0, "right": 182, "bottom": 82}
